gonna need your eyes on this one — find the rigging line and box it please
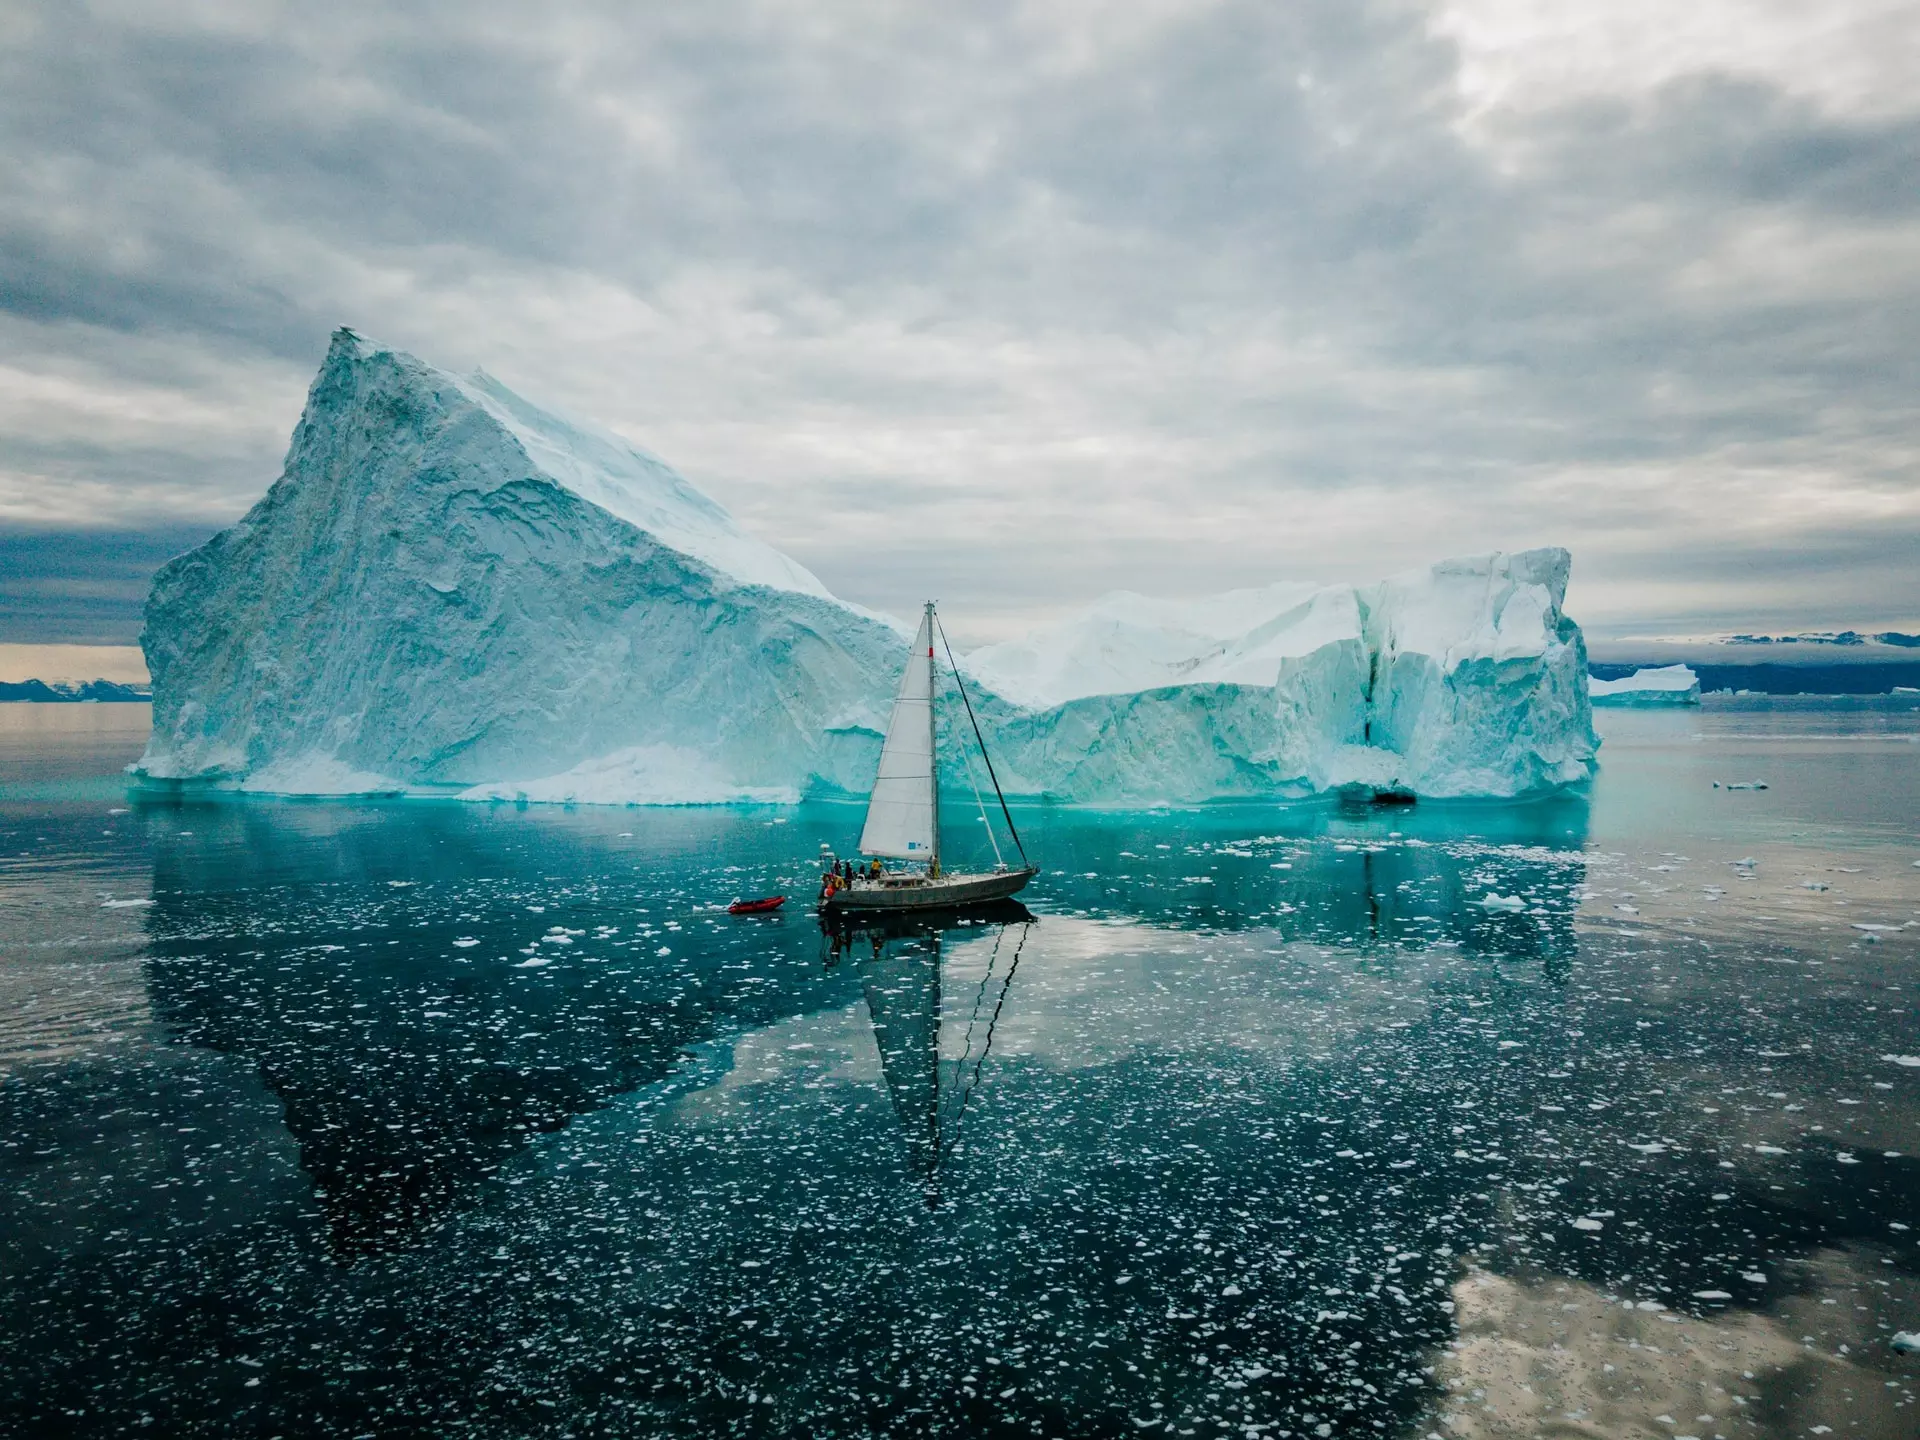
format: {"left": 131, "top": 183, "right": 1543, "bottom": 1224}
{"left": 934, "top": 614, "right": 1029, "bottom": 868}
{"left": 956, "top": 733, "right": 1005, "bottom": 870}
{"left": 940, "top": 920, "right": 1031, "bottom": 1164}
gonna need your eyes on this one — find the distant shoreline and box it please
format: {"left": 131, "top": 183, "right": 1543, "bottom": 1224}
{"left": 0, "top": 679, "right": 151, "bottom": 703}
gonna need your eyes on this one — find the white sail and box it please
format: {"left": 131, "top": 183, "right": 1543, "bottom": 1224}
{"left": 859, "top": 609, "right": 937, "bottom": 861}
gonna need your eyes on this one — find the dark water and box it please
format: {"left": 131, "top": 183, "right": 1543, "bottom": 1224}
{"left": 2, "top": 702, "right": 1917, "bottom": 1438}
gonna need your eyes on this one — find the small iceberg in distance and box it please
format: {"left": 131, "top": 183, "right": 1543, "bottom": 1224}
{"left": 1589, "top": 664, "right": 1701, "bottom": 707}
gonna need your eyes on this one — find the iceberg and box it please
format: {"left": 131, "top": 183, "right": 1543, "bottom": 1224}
{"left": 139, "top": 329, "right": 904, "bottom": 803}
{"left": 968, "top": 550, "right": 1599, "bottom": 800}
{"left": 1588, "top": 664, "right": 1701, "bottom": 707}
{"left": 139, "top": 330, "right": 1599, "bottom": 805}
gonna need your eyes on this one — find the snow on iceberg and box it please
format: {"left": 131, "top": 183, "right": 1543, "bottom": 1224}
{"left": 138, "top": 329, "right": 1599, "bottom": 805}
{"left": 1588, "top": 664, "right": 1701, "bottom": 707}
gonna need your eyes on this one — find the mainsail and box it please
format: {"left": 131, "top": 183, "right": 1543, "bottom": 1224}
{"left": 858, "top": 606, "right": 939, "bottom": 862}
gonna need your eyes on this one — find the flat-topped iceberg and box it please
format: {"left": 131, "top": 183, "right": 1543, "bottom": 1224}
{"left": 139, "top": 330, "right": 1599, "bottom": 805}
{"left": 1589, "top": 664, "right": 1701, "bottom": 706}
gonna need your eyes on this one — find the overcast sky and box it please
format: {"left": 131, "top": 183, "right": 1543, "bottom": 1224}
{"left": 2, "top": 0, "right": 1916, "bottom": 645}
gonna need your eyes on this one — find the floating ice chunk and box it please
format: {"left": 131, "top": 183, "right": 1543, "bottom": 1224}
{"left": 1881, "top": 1054, "right": 1920, "bottom": 1067}
{"left": 514, "top": 957, "right": 551, "bottom": 969}
{"left": 99, "top": 897, "right": 152, "bottom": 908}
{"left": 1891, "top": 1331, "right": 1920, "bottom": 1354}
{"left": 1478, "top": 893, "right": 1527, "bottom": 911}
{"left": 1589, "top": 664, "right": 1700, "bottom": 707}
{"left": 1692, "top": 1290, "right": 1732, "bottom": 1300}
{"left": 452, "top": 938, "right": 479, "bottom": 948}
{"left": 1571, "top": 1216, "right": 1604, "bottom": 1231}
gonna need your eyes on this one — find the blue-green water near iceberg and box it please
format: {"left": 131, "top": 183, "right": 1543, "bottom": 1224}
{"left": 2, "top": 700, "right": 1916, "bottom": 1438}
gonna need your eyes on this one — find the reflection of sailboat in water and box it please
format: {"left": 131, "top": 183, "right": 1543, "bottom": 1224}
{"left": 836, "top": 903, "right": 1034, "bottom": 1207}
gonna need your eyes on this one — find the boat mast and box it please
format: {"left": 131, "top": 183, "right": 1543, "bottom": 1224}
{"left": 926, "top": 600, "right": 940, "bottom": 877}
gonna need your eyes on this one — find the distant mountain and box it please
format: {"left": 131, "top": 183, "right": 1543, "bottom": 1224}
{"left": 0, "top": 678, "right": 151, "bottom": 703}
{"left": 1721, "top": 631, "right": 1920, "bottom": 648}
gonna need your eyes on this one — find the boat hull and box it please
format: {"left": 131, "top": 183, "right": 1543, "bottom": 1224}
{"left": 823, "top": 867, "right": 1037, "bottom": 914}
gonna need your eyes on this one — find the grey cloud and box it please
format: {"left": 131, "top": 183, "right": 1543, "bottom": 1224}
{"left": 0, "top": 526, "right": 216, "bottom": 643}
{"left": 0, "top": 0, "right": 1915, "bottom": 639}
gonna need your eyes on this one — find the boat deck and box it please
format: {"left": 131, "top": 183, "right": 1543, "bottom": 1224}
{"left": 823, "top": 866, "right": 1036, "bottom": 913}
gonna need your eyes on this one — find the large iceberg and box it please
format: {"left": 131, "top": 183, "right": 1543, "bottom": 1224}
{"left": 139, "top": 330, "right": 1598, "bottom": 805}
{"left": 140, "top": 329, "right": 904, "bottom": 802}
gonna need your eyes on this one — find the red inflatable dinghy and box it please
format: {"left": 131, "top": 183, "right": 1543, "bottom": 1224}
{"left": 727, "top": 895, "right": 787, "bottom": 915}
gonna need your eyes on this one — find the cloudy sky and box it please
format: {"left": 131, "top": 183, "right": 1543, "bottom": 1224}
{"left": 2, "top": 0, "right": 1916, "bottom": 646}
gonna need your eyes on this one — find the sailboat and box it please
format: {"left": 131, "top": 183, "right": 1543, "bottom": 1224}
{"left": 821, "top": 602, "right": 1037, "bottom": 914}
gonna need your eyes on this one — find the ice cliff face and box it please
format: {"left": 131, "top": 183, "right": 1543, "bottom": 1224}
{"left": 141, "top": 330, "right": 1597, "bottom": 805}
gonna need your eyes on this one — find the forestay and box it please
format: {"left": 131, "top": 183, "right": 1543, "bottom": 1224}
{"left": 859, "top": 610, "right": 937, "bottom": 860}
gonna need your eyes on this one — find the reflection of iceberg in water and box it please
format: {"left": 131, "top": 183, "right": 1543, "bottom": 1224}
{"left": 1026, "top": 797, "right": 1589, "bottom": 970}
{"left": 134, "top": 802, "right": 852, "bottom": 1256}
{"left": 834, "top": 904, "right": 1034, "bottom": 1207}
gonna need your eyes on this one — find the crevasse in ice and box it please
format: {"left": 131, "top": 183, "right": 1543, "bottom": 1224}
{"left": 138, "top": 330, "right": 1598, "bottom": 804}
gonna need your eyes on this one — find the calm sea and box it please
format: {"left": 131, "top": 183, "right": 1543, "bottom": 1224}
{"left": 2, "top": 700, "right": 1916, "bottom": 1439}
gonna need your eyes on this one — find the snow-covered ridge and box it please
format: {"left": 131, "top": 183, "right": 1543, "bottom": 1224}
{"left": 963, "top": 582, "right": 1342, "bottom": 708}
{"left": 137, "top": 330, "right": 1599, "bottom": 805}
{"left": 379, "top": 330, "right": 831, "bottom": 601}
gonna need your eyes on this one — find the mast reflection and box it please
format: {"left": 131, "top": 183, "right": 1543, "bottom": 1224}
{"left": 824, "top": 902, "right": 1035, "bottom": 1208}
